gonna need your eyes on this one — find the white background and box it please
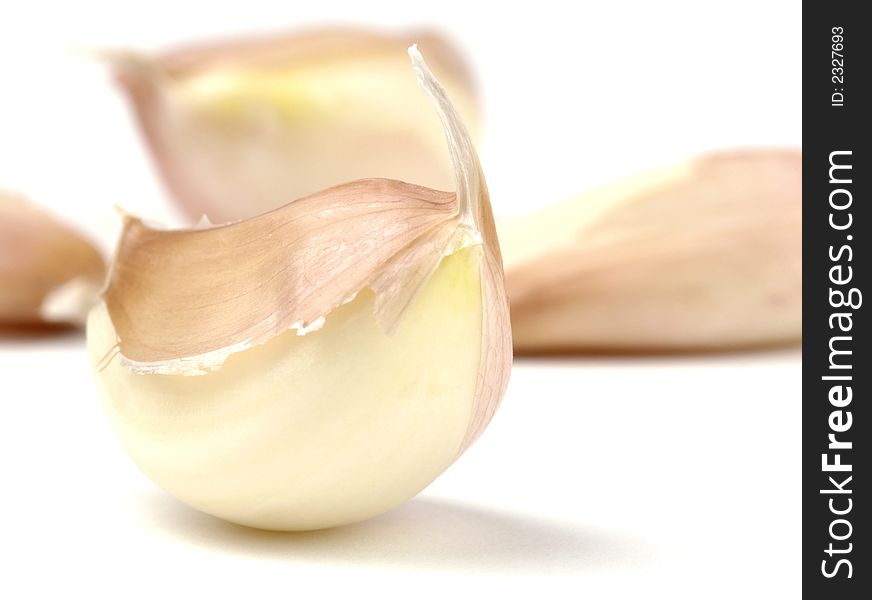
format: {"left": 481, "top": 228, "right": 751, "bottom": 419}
{"left": 1, "top": 1, "right": 800, "bottom": 598}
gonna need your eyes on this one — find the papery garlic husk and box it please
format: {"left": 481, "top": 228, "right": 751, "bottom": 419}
{"left": 87, "top": 48, "right": 511, "bottom": 531}
{"left": 109, "top": 27, "right": 479, "bottom": 224}
{"left": 500, "top": 150, "right": 801, "bottom": 353}
{"left": 0, "top": 190, "right": 105, "bottom": 327}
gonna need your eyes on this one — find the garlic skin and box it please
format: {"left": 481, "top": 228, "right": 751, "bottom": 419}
{"left": 0, "top": 190, "right": 105, "bottom": 326}
{"left": 110, "top": 27, "right": 479, "bottom": 223}
{"left": 87, "top": 48, "right": 511, "bottom": 531}
{"left": 500, "top": 150, "right": 801, "bottom": 352}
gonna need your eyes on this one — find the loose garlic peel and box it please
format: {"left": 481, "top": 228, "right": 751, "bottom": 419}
{"left": 110, "top": 27, "right": 479, "bottom": 223}
{"left": 88, "top": 48, "right": 511, "bottom": 531}
{"left": 500, "top": 150, "right": 801, "bottom": 352}
{"left": 0, "top": 190, "right": 105, "bottom": 326}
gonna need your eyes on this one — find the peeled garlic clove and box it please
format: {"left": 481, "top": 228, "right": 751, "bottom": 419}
{"left": 87, "top": 48, "right": 511, "bottom": 531}
{"left": 0, "top": 190, "right": 105, "bottom": 327}
{"left": 501, "top": 150, "right": 801, "bottom": 353}
{"left": 109, "top": 27, "right": 479, "bottom": 223}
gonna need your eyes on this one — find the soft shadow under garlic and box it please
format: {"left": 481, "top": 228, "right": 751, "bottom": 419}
{"left": 134, "top": 491, "right": 654, "bottom": 573}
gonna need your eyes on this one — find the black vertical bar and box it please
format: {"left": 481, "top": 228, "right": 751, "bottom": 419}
{"left": 803, "top": 2, "right": 869, "bottom": 597}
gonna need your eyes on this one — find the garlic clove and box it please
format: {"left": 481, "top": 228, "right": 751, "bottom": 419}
{"left": 500, "top": 150, "right": 801, "bottom": 353}
{"left": 87, "top": 47, "right": 511, "bottom": 531}
{"left": 0, "top": 190, "right": 105, "bottom": 327}
{"left": 108, "top": 27, "right": 479, "bottom": 224}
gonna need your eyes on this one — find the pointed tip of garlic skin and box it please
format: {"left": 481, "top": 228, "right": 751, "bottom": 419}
{"left": 87, "top": 49, "right": 510, "bottom": 531}
{"left": 501, "top": 149, "right": 801, "bottom": 353}
{"left": 0, "top": 190, "right": 105, "bottom": 328}
{"left": 108, "top": 27, "right": 480, "bottom": 225}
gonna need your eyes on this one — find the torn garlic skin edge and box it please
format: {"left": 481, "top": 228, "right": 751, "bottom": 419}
{"left": 87, "top": 46, "right": 511, "bottom": 531}
{"left": 110, "top": 45, "right": 487, "bottom": 376}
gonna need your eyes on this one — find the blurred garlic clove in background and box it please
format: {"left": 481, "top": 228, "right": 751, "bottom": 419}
{"left": 500, "top": 149, "right": 801, "bottom": 353}
{"left": 106, "top": 27, "right": 480, "bottom": 224}
{"left": 0, "top": 190, "right": 105, "bottom": 328}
